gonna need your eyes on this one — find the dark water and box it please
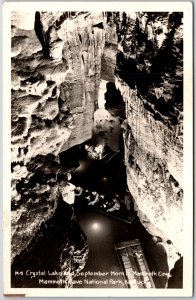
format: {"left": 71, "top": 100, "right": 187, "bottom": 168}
{"left": 73, "top": 198, "right": 169, "bottom": 288}
{"left": 67, "top": 149, "right": 170, "bottom": 288}
{"left": 71, "top": 149, "right": 127, "bottom": 196}
{"left": 70, "top": 147, "right": 182, "bottom": 289}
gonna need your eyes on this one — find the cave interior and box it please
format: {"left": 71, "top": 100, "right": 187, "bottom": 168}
{"left": 11, "top": 11, "right": 183, "bottom": 289}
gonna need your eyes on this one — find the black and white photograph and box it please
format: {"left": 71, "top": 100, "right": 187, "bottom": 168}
{"left": 3, "top": 2, "right": 193, "bottom": 297}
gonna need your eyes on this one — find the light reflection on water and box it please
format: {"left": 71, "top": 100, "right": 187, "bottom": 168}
{"left": 74, "top": 199, "right": 169, "bottom": 288}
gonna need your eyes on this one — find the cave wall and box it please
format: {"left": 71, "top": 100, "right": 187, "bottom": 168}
{"left": 11, "top": 11, "right": 105, "bottom": 278}
{"left": 114, "top": 12, "right": 183, "bottom": 266}
{"left": 101, "top": 22, "right": 117, "bottom": 82}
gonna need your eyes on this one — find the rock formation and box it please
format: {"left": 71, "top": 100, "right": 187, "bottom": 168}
{"left": 114, "top": 12, "right": 183, "bottom": 270}
{"left": 101, "top": 21, "right": 117, "bottom": 82}
{"left": 11, "top": 11, "right": 105, "bottom": 285}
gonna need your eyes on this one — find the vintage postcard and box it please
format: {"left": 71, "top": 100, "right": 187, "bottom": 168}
{"left": 3, "top": 1, "right": 193, "bottom": 297}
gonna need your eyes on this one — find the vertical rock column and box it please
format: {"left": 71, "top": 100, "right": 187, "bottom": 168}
{"left": 37, "top": 12, "right": 106, "bottom": 151}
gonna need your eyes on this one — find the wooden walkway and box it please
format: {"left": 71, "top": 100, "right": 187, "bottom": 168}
{"left": 115, "top": 239, "right": 155, "bottom": 288}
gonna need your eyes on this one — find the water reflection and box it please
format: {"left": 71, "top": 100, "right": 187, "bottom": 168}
{"left": 74, "top": 199, "right": 169, "bottom": 288}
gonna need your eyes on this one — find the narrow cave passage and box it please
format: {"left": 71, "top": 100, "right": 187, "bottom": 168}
{"left": 58, "top": 80, "right": 170, "bottom": 288}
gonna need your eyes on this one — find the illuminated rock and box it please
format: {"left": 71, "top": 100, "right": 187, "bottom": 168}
{"left": 59, "top": 182, "right": 76, "bottom": 205}
{"left": 11, "top": 12, "right": 36, "bottom": 30}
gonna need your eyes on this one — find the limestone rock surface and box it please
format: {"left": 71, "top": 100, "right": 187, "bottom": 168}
{"left": 11, "top": 11, "right": 105, "bottom": 264}
{"left": 115, "top": 12, "right": 183, "bottom": 266}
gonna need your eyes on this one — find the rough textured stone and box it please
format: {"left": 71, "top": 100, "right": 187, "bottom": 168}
{"left": 41, "top": 12, "right": 106, "bottom": 151}
{"left": 101, "top": 23, "right": 118, "bottom": 82}
{"left": 11, "top": 11, "right": 105, "bottom": 266}
{"left": 93, "top": 108, "right": 121, "bottom": 152}
{"left": 115, "top": 12, "right": 183, "bottom": 269}
{"left": 11, "top": 201, "right": 89, "bottom": 288}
